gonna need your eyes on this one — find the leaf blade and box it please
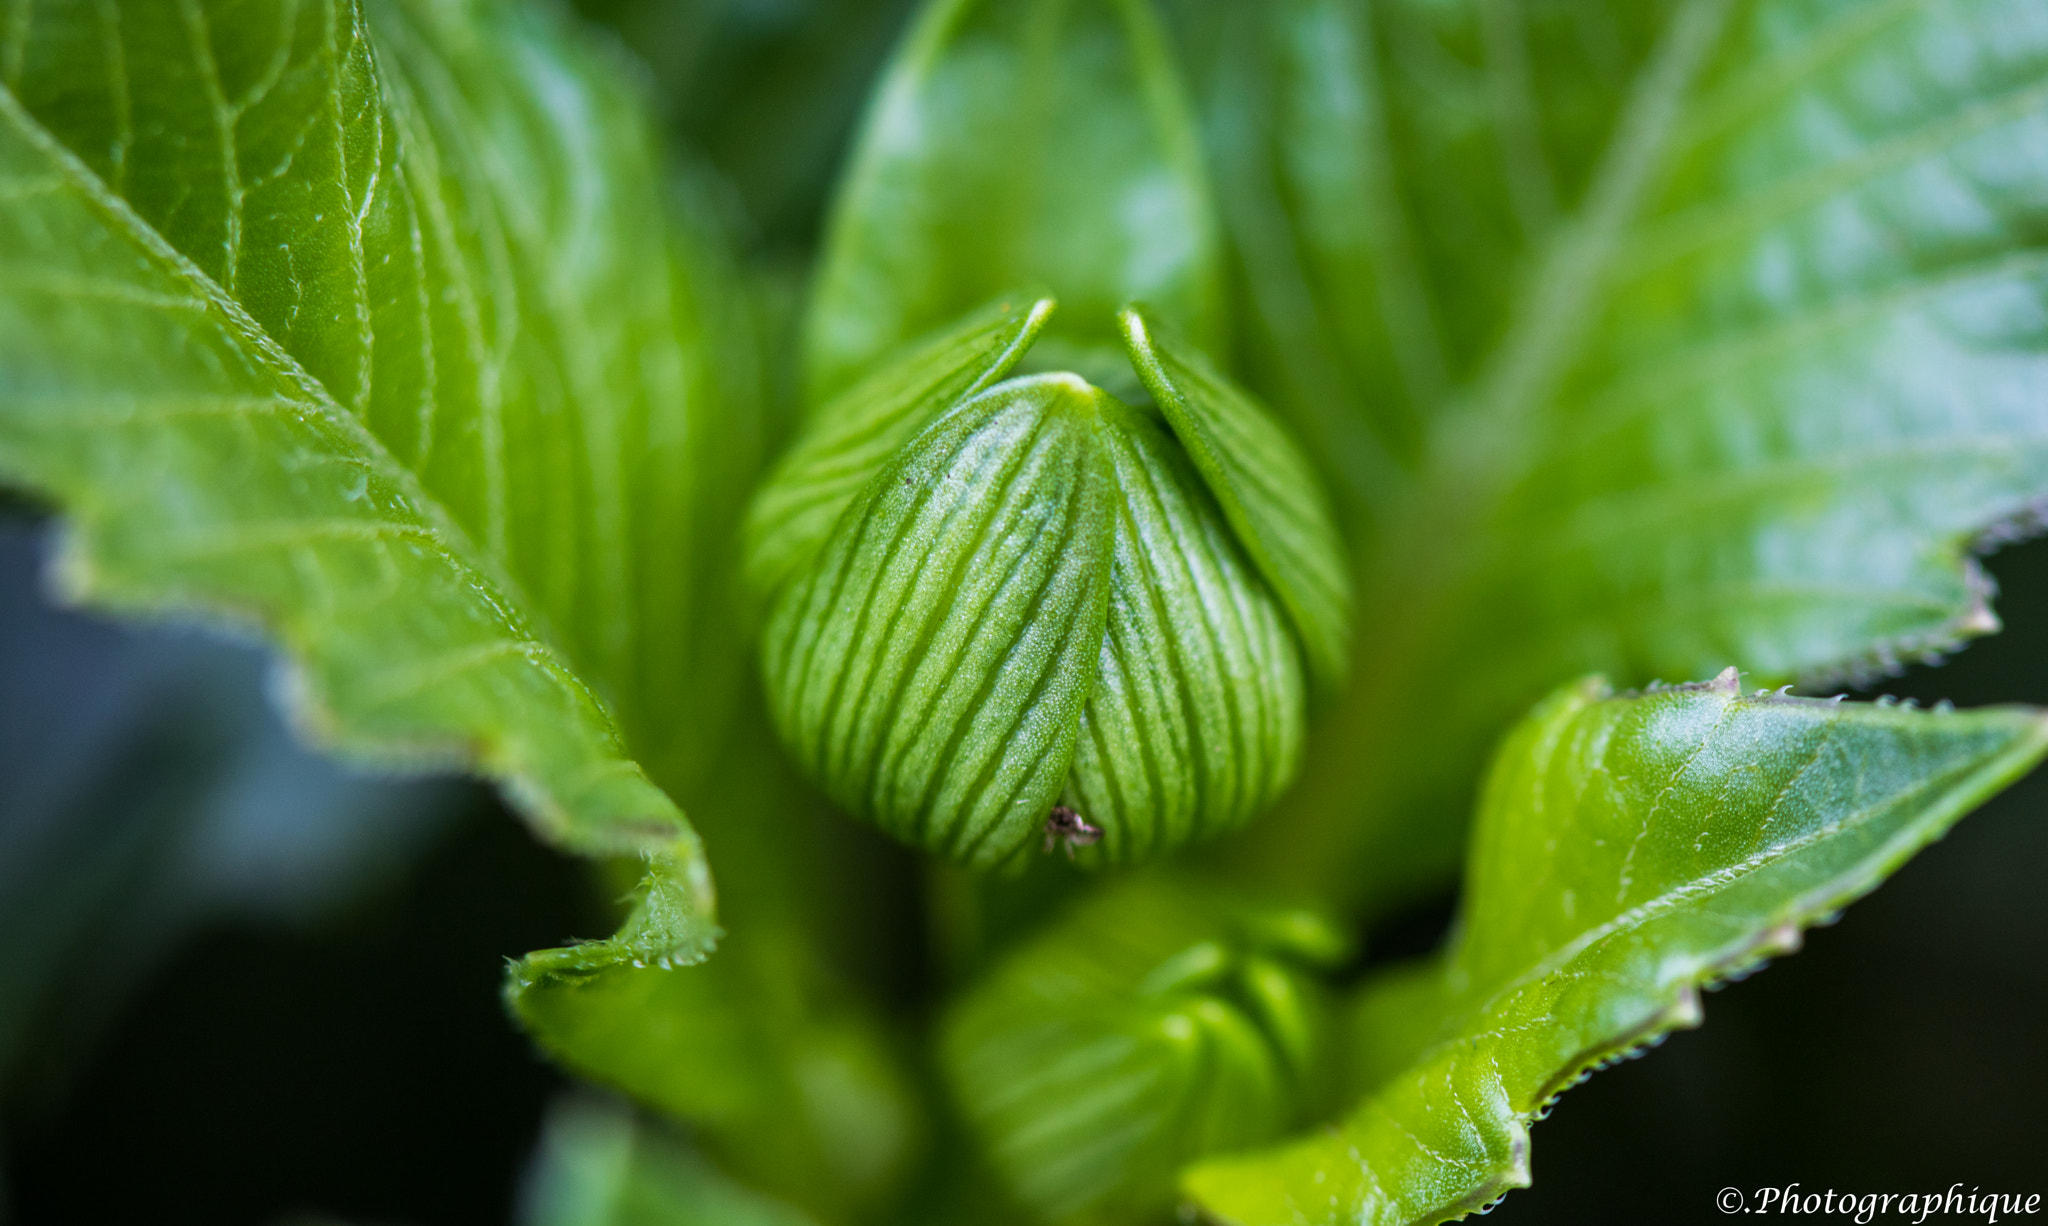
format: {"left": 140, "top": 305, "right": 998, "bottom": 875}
{"left": 1216, "top": 0, "right": 2048, "bottom": 913}
{"left": 943, "top": 875, "right": 1346, "bottom": 1222}
{"left": 759, "top": 374, "right": 1119, "bottom": 867}
{"left": 1067, "top": 399, "right": 1307, "bottom": 862}
{"left": 805, "top": 0, "right": 1224, "bottom": 400}
{"left": 0, "top": 0, "right": 757, "bottom": 969}
{"left": 1187, "top": 674, "right": 2048, "bottom": 1225}
{"left": 744, "top": 294, "right": 1055, "bottom": 607}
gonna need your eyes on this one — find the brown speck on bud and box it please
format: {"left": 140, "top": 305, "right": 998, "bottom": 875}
{"left": 1043, "top": 805, "right": 1102, "bottom": 858}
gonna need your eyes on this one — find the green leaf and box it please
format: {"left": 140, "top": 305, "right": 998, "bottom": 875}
{"left": 523, "top": 1096, "right": 822, "bottom": 1226}
{"left": 942, "top": 874, "right": 1347, "bottom": 1223}
{"left": 806, "top": 0, "right": 1224, "bottom": 402}
{"left": 512, "top": 927, "right": 919, "bottom": 1220}
{"left": 514, "top": 680, "right": 932, "bottom": 1222}
{"left": 1119, "top": 305, "right": 1352, "bottom": 688}
{"left": 1190, "top": 0, "right": 1441, "bottom": 498}
{"left": 566, "top": 0, "right": 922, "bottom": 250}
{"left": 0, "top": 1, "right": 757, "bottom": 972}
{"left": 761, "top": 374, "right": 1120, "bottom": 868}
{"left": 1205, "top": 0, "right": 2048, "bottom": 910}
{"left": 1186, "top": 672, "right": 2048, "bottom": 1225}
{"left": 745, "top": 294, "right": 1055, "bottom": 607}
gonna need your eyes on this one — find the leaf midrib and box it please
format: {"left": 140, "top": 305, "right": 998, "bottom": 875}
{"left": 1420, "top": 705, "right": 2042, "bottom": 1076}
{"left": 1447, "top": 0, "right": 1732, "bottom": 466}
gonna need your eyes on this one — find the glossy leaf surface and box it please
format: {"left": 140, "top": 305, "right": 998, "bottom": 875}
{"left": 1187, "top": 672, "right": 2048, "bottom": 1224}
{"left": 9, "top": 0, "right": 2048, "bottom": 1219}
{"left": 0, "top": 0, "right": 754, "bottom": 979}
{"left": 1208, "top": 0, "right": 2048, "bottom": 911}
{"left": 943, "top": 875, "right": 1346, "bottom": 1222}
{"left": 806, "top": 0, "right": 1223, "bottom": 400}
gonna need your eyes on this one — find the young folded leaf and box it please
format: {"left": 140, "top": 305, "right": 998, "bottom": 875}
{"left": 1186, "top": 671, "right": 2048, "bottom": 1225}
{"left": 942, "top": 875, "right": 1347, "bottom": 1223}
{"left": 748, "top": 304, "right": 1349, "bottom": 868}
{"left": 805, "top": 0, "right": 1223, "bottom": 401}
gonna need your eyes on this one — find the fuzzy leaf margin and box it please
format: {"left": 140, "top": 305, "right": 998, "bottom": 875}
{"left": 1220, "top": 0, "right": 2048, "bottom": 916}
{"left": 0, "top": 0, "right": 752, "bottom": 973}
{"left": 1187, "top": 670, "right": 2048, "bottom": 1225}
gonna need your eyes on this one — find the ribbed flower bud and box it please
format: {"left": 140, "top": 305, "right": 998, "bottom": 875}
{"left": 744, "top": 298, "right": 1349, "bottom": 868}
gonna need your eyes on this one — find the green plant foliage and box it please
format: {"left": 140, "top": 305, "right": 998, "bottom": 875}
{"left": 0, "top": 0, "right": 754, "bottom": 984}
{"left": 1120, "top": 307, "right": 1351, "bottom": 687}
{"left": 513, "top": 933, "right": 918, "bottom": 1219}
{"left": 512, "top": 652, "right": 930, "bottom": 1220}
{"left": 745, "top": 295, "right": 1056, "bottom": 607}
{"left": 1188, "top": 671, "right": 2048, "bottom": 1224}
{"left": 942, "top": 875, "right": 1347, "bottom": 1222}
{"left": 749, "top": 303, "right": 1345, "bottom": 868}
{"left": 524, "top": 1096, "right": 822, "bottom": 1226}
{"left": 1064, "top": 395, "right": 1306, "bottom": 865}
{"left": 0, "top": 4, "right": 925, "bottom": 1215}
{"left": 7, "top": 0, "right": 2048, "bottom": 1220}
{"left": 761, "top": 372, "right": 1122, "bottom": 868}
{"left": 567, "top": 0, "right": 921, "bottom": 248}
{"left": 1203, "top": 0, "right": 2048, "bottom": 913}
{"left": 805, "top": 0, "right": 1224, "bottom": 401}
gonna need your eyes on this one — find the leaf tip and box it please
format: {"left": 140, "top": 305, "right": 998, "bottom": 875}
{"left": 1663, "top": 981, "right": 1704, "bottom": 1030}
{"left": 1024, "top": 294, "right": 1059, "bottom": 332}
{"left": 1957, "top": 596, "right": 2001, "bottom": 636}
{"left": 1116, "top": 301, "right": 1149, "bottom": 341}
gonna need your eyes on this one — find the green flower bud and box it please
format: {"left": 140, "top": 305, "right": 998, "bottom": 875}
{"left": 745, "top": 298, "right": 1350, "bottom": 869}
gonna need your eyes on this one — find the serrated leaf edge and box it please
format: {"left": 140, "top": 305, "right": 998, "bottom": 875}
{"left": 0, "top": 79, "right": 715, "bottom": 968}
{"left": 1185, "top": 678, "right": 2048, "bottom": 1226}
